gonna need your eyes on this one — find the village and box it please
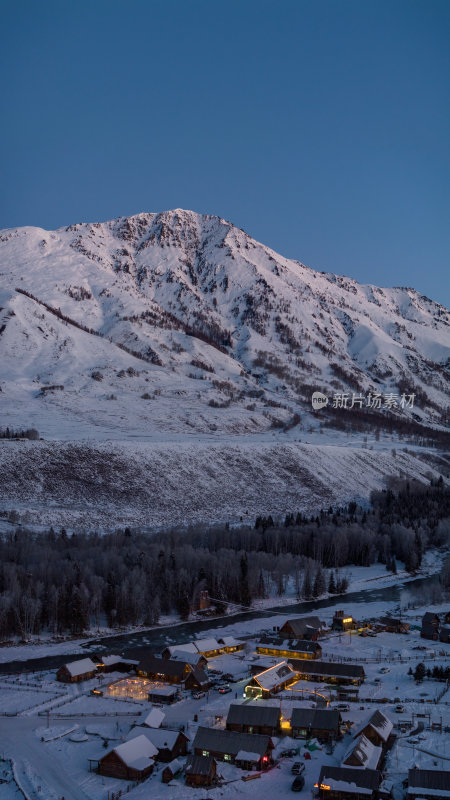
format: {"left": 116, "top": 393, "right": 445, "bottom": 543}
{"left": 1, "top": 599, "right": 450, "bottom": 800}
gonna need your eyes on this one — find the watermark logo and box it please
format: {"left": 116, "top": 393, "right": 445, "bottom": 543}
{"left": 311, "top": 391, "right": 416, "bottom": 411}
{"left": 312, "top": 391, "right": 329, "bottom": 411}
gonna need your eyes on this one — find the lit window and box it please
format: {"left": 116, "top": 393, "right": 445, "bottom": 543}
{"left": 224, "top": 754, "right": 232, "bottom": 761}
{"left": 202, "top": 750, "right": 209, "bottom": 757}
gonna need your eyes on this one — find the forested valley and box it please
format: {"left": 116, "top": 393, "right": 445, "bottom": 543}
{"left": 0, "top": 476, "right": 448, "bottom": 640}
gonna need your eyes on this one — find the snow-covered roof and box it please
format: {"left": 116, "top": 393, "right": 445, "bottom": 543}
{"left": 318, "top": 766, "right": 381, "bottom": 795}
{"left": 194, "top": 637, "right": 222, "bottom": 652}
{"left": 252, "top": 660, "right": 298, "bottom": 691}
{"left": 236, "top": 750, "right": 261, "bottom": 762}
{"left": 220, "top": 636, "right": 244, "bottom": 647}
{"left": 163, "top": 758, "right": 182, "bottom": 775}
{"left": 147, "top": 685, "right": 178, "bottom": 697}
{"left": 343, "top": 734, "right": 382, "bottom": 770}
{"left": 354, "top": 710, "right": 393, "bottom": 743}
{"left": 166, "top": 643, "right": 198, "bottom": 656}
{"left": 113, "top": 735, "right": 157, "bottom": 769}
{"left": 101, "top": 654, "right": 122, "bottom": 666}
{"left": 170, "top": 649, "right": 203, "bottom": 665}
{"left": 407, "top": 769, "right": 450, "bottom": 796}
{"left": 142, "top": 707, "right": 165, "bottom": 728}
{"left": 62, "top": 657, "right": 96, "bottom": 677}
{"left": 136, "top": 728, "right": 182, "bottom": 750}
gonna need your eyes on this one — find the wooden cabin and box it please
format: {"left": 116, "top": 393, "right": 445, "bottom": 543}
{"left": 407, "top": 769, "right": 450, "bottom": 800}
{"left": 244, "top": 660, "right": 299, "bottom": 699}
{"left": 226, "top": 703, "right": 281, "bottom": 736}
{"left": 317, "top": 766, "right": 381, "bottom": 800}
{"left": 353, "top": 710, "right": 393, "bottom": 748}
{"left": 127, "top": 727, "right": 189, "bottom": 762}
{"left": 193, "top": 726, "right": 273, "bottom": 769}
{"left": 291, "top": 708, "right": 341, "bottom": 742}
{"left": 280, "top": 616, "right": 323, "bottom": 640}
{"left": 57, "top": 657, "right": 96, "bottom": 683}
{"left": 185, "top": 754, "right": 217, "bottom": 787}
{"left": 257, "top": 637, "right": 322, "bottom": 660}
{"left": 97, "top": 735, "right": 157, "bottom": 780}
{"left": 289, "top": 659, "right": 365, "bottom": 686}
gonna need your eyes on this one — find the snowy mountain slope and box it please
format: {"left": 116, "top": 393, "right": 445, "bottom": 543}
{"left": 0, "top": 209, "right": 449, "bottom": 440}
{"left": 0, "top": 438, "right": 442, "bottom": 530}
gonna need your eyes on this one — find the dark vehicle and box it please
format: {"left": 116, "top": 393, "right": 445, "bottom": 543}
{"left": 292, "top": 762, "right": 305, "bottom": 774}
{"left": 280, "top": 748, "right": 297, "bottom": 758}
{"left": 291, "top": 775, "right": 305, "bottom": 792}
{"left": 222, "top": 673, "right": 234, "bottom": 681}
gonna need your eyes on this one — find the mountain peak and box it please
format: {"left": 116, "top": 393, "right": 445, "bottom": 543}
{"left": 0, "top": 210, "right": 448, "bottom": 440}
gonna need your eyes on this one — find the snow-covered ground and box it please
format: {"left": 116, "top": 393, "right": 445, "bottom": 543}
{"left": 1, "top": 583, "right": 450, "bottom": 800}
{"left": 0, "top": 437, "right": 443, "bottom": 531}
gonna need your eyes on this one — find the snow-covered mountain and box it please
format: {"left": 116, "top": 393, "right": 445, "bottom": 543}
{"left": 0, "top": 208, "right": 448, "bottom": 440}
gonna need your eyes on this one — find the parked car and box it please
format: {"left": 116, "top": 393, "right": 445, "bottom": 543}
{"left": 222, "top": 673, "right": 234, "bottom": 681}
{"left": 218, "top": 685, "right": 231, "bottom": 694}
{"left": 209, "top": 668, "right": 222, "bottom": 675}
{"left": 395, "top": 704, "right": 405, "bottom": 713}
{"left": 380, "top": 667, "right": 390, "bottom": 674}
{"left": 291, "top": 775, "right": 305, "bottom": 792}
{"left": 280, "top": 748, "right": 297, "bottom": 758}
{"left": 292, "top": 762, "right": 305, "bottom": 775}
{"left": 367, "top": 631, "right": 377, "bottom": 637}
{"left": 192, "top": 691, "right": 206, "bottom": 699}
{"left": 335, "top": 703, "right": 350, "bottom": 711}
{"left": 374, "top": 678, "right": 381, "bottom": 684}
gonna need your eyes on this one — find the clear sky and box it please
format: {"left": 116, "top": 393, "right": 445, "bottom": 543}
{"left": 1, "top": 0, "right": 449, "bottom": 306}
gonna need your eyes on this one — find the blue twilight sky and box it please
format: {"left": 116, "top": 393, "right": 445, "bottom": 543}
{"left": 1, "top": 0, "right": 449, "bottom": 306}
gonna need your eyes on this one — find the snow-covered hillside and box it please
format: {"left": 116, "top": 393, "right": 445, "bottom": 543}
{"left": 0, "top": 209, "right": 448, "bottom": 439}
{"left": 0, "top": 439, "right": 442, "bottom": 530}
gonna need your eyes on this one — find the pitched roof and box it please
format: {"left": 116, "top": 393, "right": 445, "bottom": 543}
{"left": 162, "top": 758, "right": 182, "bottom": 775}
{"left": 291, "top": 708, "right": 341, "bottom": 731}
{"left": 62, "top": 657, "right": 96, "bottom": 677}
{"left": 282, "top": 616, "right": 323, "bottom": 635}
{"left": 128, "top": 726, "right": 185, "bottom": 751}
{"left": 170, "top": 649, "right": 204, "bottom": 665}
{"left": 318, "top": 766, "right": 381, "bottom": 794}
{"left": 219, "top": 636, "right": 244, "bottom": 647}
{"left": 343, "top": 734, "right": 382, "bottom": 770}
{"left": 193, "top": 726, "right": 272, "bottom": 757}
{"left": 185, "top": 754, "right": 215, "bottom": 776}
{"left": 194, "top": 637, "right": 222, "bottom": 653}
{"left": 289, "top": 659, "right": 365, "bottom": 680}
{"left": 258, "top": 637, "right": 321, "bottom": 653}
{"left": 408, "top": 769, "right": 450, "bottom": 794}
{"left": 138, "top": 655, "right": 190, "bottom": 678}
{"left": 187, "top": 667, "right": 210, "bottom": 686}
{"left": 100, "top": 654, "right": 123, "bottom": 667}
{"left": 112, "top": 735, "right": 157, "bottom": 769}
{"left": 165, "top": 642, "right": 199, "bottom": 657}
{"left": 142, "top": 707, "right": 165, "bottom": 728}
{"left": 226, "top": 703, "right": 280, "bottom": 728}
{"left": 354, "top": 710, "right": 393, "bottom": 742}
{"left": 252, "top": 661, "right": 298, "bottom": 691}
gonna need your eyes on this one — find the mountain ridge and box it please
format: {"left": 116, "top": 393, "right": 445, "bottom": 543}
{"left": 0, "top": 208, "right": 448, "bottom": 440}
